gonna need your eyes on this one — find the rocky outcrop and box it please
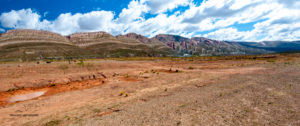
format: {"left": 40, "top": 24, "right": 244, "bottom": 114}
{"left": 116, "top": 33, "right": 151, "bottom": 44}
{"left": 167, "top": 42, "right": 175, "bottom": 49}
{"left": 181, "top": 42, "right": 187, "bottom": 49}
{"left": 67, "top": 31, "right": 120, "bottom": 47}
{"left": 153, "top": 34, "right": 191, "bottom": 44}
{"left": 116, "top": 33, "right": 173, "bottom": 50}
{"left": 0, "top": 29, "right": 72, "bottom": 47}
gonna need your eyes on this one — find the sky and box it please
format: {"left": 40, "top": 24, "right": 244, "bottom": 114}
{"left": 0, "top": 0, "right": 299, "bottom": 42}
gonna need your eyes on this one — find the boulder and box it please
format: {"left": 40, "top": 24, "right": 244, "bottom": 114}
{"left": 93, "top": 74, "right": 103, "bottom": 79}
{"left": 36, "top": 80, "right": 50, "bottom": 87}
{"left": 55, "top": 78, "right": 70, "bottom": 84}
{"left": 69, "top": 76, "right": 82, "bottom": 82}
{"left": 80, "top": 75, "right": 90, "bottom": 81}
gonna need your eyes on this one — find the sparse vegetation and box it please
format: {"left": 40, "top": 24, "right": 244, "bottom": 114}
{"left": 179, "top": 104, "right": 187, "bottom": 108}
{"left": 93, "top": 109, "right": 101, "bottom": 113}
{"left": 44, "top": 120, "right": 61, "bottom": 126}
{"left": 120, "top": 91, "right": 124, "bottom": 96}
{"left": 267, "top": 60, "right": 276, "bottom": 62}
{"left": 77, "top": 60, "right": 84, "bottom": 66}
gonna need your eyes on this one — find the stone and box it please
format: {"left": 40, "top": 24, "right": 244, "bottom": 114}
{"left": 55, "top": 78, "right": 70, "bottom": 84}
{"left": 80, "top": 75, "right": 90, "bottom": 81}
{"left": 69, "top": 76, "right": 82, "bottom": 82}
{"left": 36, "top": 80, "right": 50, "bottom": 87}
{"left": 93, "top": 74, "right": 103, "bottom": 79}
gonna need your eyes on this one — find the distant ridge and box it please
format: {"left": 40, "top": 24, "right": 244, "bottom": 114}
{"left": 0, "top": 29, "right": 299, "bottom": 61}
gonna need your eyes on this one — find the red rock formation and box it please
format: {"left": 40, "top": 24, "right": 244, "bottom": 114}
{"left": 181, "top": 42, "right": 187, "bottom": 49}
{"left": 213, "top": 40, "right": 221, "bottom": 44}
{"left": 205, "top": 40, "right": 213, "bottom": 45}
{"left": 167, "top": 42, "right": 175, "bottom": 49}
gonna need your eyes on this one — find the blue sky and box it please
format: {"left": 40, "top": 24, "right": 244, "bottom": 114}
{"left": 0, "top": 0, "right": 300, "bottom": 41}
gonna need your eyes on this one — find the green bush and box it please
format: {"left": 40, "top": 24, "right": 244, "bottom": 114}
{"left": 267, "top": 60, "right": 276, "bottom": 62}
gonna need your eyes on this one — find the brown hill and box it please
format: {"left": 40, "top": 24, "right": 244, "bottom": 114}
{"left": 73, "top": 32, "right": 174, "bottom": 57}
{"left": 116, "top": 33, "right": 173, "bottom": 50}
{"left": 152, "top": 34, "right": 268, "bottom": 55}
{"left": 0, "top": 29, "right": 72, "bottom": 47}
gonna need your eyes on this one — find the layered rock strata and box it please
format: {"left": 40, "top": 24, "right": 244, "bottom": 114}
{"left": 67, "top": 31, "right": 128, "bottom": 47}
{"left": 0, "top": 29, "right": 72, "bottom": 47}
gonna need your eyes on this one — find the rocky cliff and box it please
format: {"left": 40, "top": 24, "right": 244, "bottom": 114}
{"left": 116, "top": 33, "right": 173, "bottom": 50}
{"left": 0, "top": 29, "right": 72, "bottom": 47}
{"left": 67, "top": 31, "right": 121, "bottom": 47}
{"left": 152, "top": 34, "right": 270, "bottom": 55}
{"left": 116, "top": 33, "right": 150, "bottom": 44}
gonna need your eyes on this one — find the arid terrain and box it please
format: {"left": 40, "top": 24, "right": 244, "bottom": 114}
{"left": 0, "top": 54, "right": 300, "bottom": 126}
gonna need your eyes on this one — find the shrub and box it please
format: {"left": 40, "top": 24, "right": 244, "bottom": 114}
{"left": 44, "top": 120, "right": 61, "bottom": 126}
{"left": 188, "top": 66, "right": 193, "bottom": 69}
{"left": 267, "top": 60, "right": 276, "bottom": 62}
{"left": 77, "top": 60, "right": 84, "bottom": 66}
{"left": 120, "top": 91, "right": 124, "bottom": 96}
{"left": 125, "top": 93, "right": 128, "bottom": 97}
{"left": 179, "top": 104, "right": 187, "bottom": 108}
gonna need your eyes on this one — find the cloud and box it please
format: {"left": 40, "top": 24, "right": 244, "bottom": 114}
{"left": 0, "top": 28, "right": 5, "bottom": 32}
{"left": 146, "top": 0, "right": 190, "bottom": 14}
{"left": 48, "top": 11, "right": 115, "bottom": 35}
{"left": 0, "top": 8, "right": 41, "bottom": 29}
{"left": 0, "top": 0, "right": 299, "bottom": 41}
{"left": 44, "top": 11, "right": 49, "bottom": 17}
{"left": 116, "top": 0, "right": 149, "bottom": 24}
{"left": 202, "top": 27, "right": 254, "bottom": 41}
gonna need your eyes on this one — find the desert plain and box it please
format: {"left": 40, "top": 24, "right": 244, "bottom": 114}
{"left": 0, "top": 54, "right": 300, "bottom": 126}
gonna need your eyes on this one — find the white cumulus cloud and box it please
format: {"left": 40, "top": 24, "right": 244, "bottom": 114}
{"left": 0, "top": 0, "right": 299, "bottom": 41}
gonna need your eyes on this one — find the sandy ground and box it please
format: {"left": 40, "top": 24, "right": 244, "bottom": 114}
{"left": 0, "top": 55, "right": 300, "bottom": 126}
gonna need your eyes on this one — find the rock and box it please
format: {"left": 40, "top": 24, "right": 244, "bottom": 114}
{"left": 69, "top": 76, "right": 82, "bottom": 82}
{"left": 69, "top": 31, "right": 116, "bottom": 47}
{"left": 93, "top": 74, "right": 103, "bottom": 79}
{"left": 98, "top": 72, "right": 107, "bottom": 78}
{"left": 80, "top": 75, "right": 90, "bottom": 81}
{"left": 89, "top": 75, "right": 95, "bottom": 80}
{"left": 18, "top": 65, "right": 22, "bottom": 67}
{"left": 55, "top": 78, "right": 70, "bottom": 84}
{"left": 36, "top": 80, "right": 50, "bottom": 87}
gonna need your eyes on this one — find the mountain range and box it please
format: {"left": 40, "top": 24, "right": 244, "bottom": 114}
{"left": 0, "top": 29, "right": 299, "bottom": 61}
